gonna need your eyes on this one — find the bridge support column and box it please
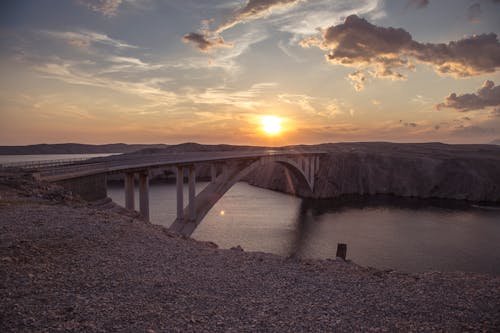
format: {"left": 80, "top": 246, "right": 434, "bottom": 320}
{"left": 176, "top": 166, "right": 184, "bottom": 221}
{"left": 222, "top": 163, "right": 229, "bottom": 181}
{"left": 309, "top": 157, "right": 315, "bottom": 188}
{"left": 304, "top": 158, "right": 310, "bottom": 184}
{"left": 311, "top": 156, "right": 315, "bottom": 176}
{"left": 139, "top": 171, "right": 149, "bottom": 221}
{"left": 124, "top": 172, "right": 135, "bottom": 210}
{"left": 210, "top": 164, "right": 217, "bottom": 183}
{"left": 188, "top": 165, "right": 196, "bottom": 221}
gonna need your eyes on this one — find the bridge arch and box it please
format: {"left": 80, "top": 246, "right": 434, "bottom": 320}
{"left": 169, "top": 155, "right": 316, "bottom": 236}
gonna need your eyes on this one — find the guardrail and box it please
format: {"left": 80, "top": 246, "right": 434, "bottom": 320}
{"left": 0, "top": 157, "right": 91, "bottom": 170}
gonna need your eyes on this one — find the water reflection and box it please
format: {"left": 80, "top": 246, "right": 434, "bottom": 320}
{"left": 288, "top": 195, "right": 500, "bottom": 274}
{"left": 108, "top": 182, "right": 500, "bottom": 275}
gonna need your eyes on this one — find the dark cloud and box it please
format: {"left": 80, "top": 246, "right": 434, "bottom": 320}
{"left": 406, "top": 0, "right": 429, "bottom": 9}
{"left": 437, "top": 80, "right": 500, "bottom": 111}
{"left": 182, "top": 33, "right": 231, "bottom": 52}
{"left": 301, "top": 15, "right": 414, "bottom": 80}
{"left": 409, "top": 33, "right": 500, "bottom": 77}
{"left": 467, "top": 3, "right": 482, "bottom": 22}
{"left": 77, "top": 0, "right": 122, "bottom": 16}
{"left": 301, "top": 15, "right": 500, "bottom": 88}
{"left": 399, "top": 120, "right": 418, "bottom": 127}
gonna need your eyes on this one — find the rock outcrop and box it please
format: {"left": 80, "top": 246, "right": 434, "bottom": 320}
{"left": 247, "top": 142, "right": 500, "bottom": 202}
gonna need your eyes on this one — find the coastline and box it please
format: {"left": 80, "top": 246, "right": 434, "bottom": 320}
{"left": 1, "top": 171, "right": 499, "bottom": 332}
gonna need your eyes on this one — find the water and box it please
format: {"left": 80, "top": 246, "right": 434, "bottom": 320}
{"left": 108, "top": 181, "right": 500, "bottom": 275}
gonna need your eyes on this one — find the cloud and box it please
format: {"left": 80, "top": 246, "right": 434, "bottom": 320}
{"left": 451, "top": 125, "right": 498, "bottom": 136}
{"left": 300, "top": 15, "right": 500, "bottom": 89}
{"left": 467, "top": 3, "right": 482, "bottom": 22}
{"left": 278, "top": 93, "right": 315, "bottom": 112}
{"left": 409, "top": 33, "right": 500, "bottom": 77}
{"left": 186, "top": 82, "right": 278, "bottom": 109}
{"left": 215, "top": 0, "right": 303, "bottom": 34}
{"left": 77, "top": 0, "right": 122, "bottom": 16}
{"left": 406, "top": 0, "right": 429, "bottom": 9}
{"left": 43, "top": 30, "right": 137, "bottom": 49}
{"left": 184, "top": 0, "right": 303, "bottom": 52}
{"left": 348, "top": 70, "right": 367, "bottom": 91}
{"left": 437, "top": 80, "right": 500, "bottom": 112}
{"left": 273, "top": 0, "right": 381, "bottom": 36}
{"left": 300, "top": 15, "right": 414, "bottom": 80}
{"left": 182, "top": 32, "right": 231, "bottom": 52}
{"left": 399, "top": 120, "right": 418, "bottom": 127}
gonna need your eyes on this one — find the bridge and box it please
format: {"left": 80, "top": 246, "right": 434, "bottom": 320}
{"left": 22, "top": 150, "right": 325, "bottom": 236}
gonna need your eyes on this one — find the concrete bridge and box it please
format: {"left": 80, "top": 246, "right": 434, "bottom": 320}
{"left": 33, "top": 150, "right": 325, "bottom": 236}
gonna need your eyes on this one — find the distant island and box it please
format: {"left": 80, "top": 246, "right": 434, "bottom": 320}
{"left": 0, "top": 143, "right": 169, "bottom": 155}
{"left": 2, "top": 140, "right": 500, "bottom": 155}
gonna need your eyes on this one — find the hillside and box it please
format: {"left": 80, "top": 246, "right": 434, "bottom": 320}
{"left": 0, "top": 143, "right": 169, "bottom": 155}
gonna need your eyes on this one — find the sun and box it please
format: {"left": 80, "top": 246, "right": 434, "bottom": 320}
{"left": 261, "top": 115, "right": 282, "bottom": 135}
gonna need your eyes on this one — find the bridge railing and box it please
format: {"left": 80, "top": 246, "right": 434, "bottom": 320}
{"left": 0, "top": 158, "right": 92, "bottom": 170}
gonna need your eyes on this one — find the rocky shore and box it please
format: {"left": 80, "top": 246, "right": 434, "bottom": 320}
{"left": 1, "top": 171, "right": 499, "bottom": 332}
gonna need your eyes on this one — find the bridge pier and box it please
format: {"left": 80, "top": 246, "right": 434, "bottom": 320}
{"left": 123, "top": 171, "right": 149, "bottom": 221}
{"left": 210, "top": 164, "right": 217, "bottom": 183}
{"left": 175, "top": 164, "right": 197, "bottom": 222}
{"left": 308, "top": 157, "right": 313, "bottom": 189}
{"left": 176, "top": 166, "right": 184, "bottom": 221}
{"left": 124, "top": 172, "right": 135, "bottom": 210}
{"left": 305, "top": 158, "right": 310, "bottom": 184}
{"left": 139, "top": 171, "right": 149, "bottom": 221}
{"left": 188, "top": 166, "right": 196, "bottom": 220}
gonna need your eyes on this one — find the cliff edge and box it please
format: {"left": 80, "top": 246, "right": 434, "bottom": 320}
{"left": 246, "top": 142, "right": 500, "bottom": 202}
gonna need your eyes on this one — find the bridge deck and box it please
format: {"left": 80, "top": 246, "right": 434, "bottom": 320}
{"left": 36, "top": 150, "right": 327, "bottom": 181}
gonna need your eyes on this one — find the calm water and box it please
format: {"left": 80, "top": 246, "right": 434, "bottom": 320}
{"left": 108, "top": 181, "right": 500, "bottom": 275}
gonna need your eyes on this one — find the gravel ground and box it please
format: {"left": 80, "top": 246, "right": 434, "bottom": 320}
{"left": 1, "top": 171, "right": 499, "bottom": 332}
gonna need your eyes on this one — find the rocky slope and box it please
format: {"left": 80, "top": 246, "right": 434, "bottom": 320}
{"left": 246, "top": 142, "right": 500, "bottom": 202}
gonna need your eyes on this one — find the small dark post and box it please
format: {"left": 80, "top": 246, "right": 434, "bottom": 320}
{"left": 336, "top": 243, "right": 347, "bottom": 260}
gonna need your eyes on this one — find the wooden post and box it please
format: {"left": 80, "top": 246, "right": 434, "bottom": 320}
{"left": 336, "top": 243, "right": 347, "bottom": 260}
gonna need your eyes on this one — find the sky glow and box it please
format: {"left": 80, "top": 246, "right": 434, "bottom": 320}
{"left": 0, "top": 0, "right": 499, "bottom": 145}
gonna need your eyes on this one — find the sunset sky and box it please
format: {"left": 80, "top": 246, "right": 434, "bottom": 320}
{"left": 1, "top": 0, "right": 499, "bottom": 145}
